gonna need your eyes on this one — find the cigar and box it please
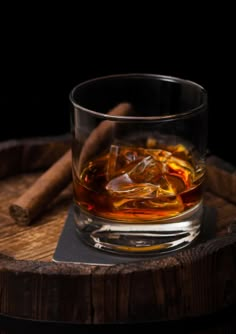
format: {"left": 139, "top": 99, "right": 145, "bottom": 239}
{"left": 9, "top": 150, "right": 72, "bottom": 226}
{"left": 9, "top": 102, "right": 133, "bottom": 226}
{"left": 78, "top": 102, "right": 134, "bottom": 170}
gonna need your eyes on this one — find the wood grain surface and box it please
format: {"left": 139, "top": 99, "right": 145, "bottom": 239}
{"left": 0, "top": 136, "right": 236, "bottom": 324}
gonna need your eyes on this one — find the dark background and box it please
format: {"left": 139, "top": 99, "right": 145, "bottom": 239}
{"left": 0, "top": 18, "right": 234, "bottom": 165}
{"left": 0, "top": 12, "right": 236, "bottom": 333}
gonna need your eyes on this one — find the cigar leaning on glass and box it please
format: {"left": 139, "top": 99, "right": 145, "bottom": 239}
{"left": 9, "top": 103, "right": 133, "bottom": 225}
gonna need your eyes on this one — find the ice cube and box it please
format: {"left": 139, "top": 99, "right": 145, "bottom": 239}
{"left": 128, "top": 156, "right": 163, "bottom": 183}
{"left": 106, "top": 145, "right": 142, "bottom": 180}
{"left": 139, "top": 195, "right": 185, "bottom": 215}
{"left": 166, "top": 156, "right": 195, "bottom": 187}
{"left": 106, "top": 168, "right": 159, "bottom": 199}
{"left": 106, "top": 144, "right": 173, "bottom": 180}
{"left": 106, "top": 144, "right": 195, "bottom": 203}
{"left": 142, "top": 195, "right": 184, "bottom": 211}
{"left": 106, "top": 156, "right": 176, "bottom": 199}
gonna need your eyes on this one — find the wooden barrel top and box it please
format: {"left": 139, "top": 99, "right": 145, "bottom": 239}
{"left": 0, "top": 135, "right": 236, "bottom": 324}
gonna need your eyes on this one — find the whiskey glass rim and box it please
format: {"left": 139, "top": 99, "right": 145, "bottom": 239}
{"left": 69, "top": 73, "right": 207, "bottom": 122}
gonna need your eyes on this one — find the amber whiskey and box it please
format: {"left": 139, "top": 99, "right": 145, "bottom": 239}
{"left": 73, "top": 139, "right": 205, "bottom": 222}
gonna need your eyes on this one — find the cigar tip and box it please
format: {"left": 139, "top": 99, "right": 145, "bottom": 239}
{"left": 9, "top": 204, "right": 30, "bottom": 226}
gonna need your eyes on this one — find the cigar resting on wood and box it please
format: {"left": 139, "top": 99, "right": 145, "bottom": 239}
{"left": 9, "top": 150, "right": 72, "bottom": 226}
{"left": 9, "top": 102, "right": 133, "bottom": 226}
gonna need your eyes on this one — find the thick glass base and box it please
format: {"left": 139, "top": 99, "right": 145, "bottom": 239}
{"left": 73, "top": 203, "right": 203, "bottom": 256}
